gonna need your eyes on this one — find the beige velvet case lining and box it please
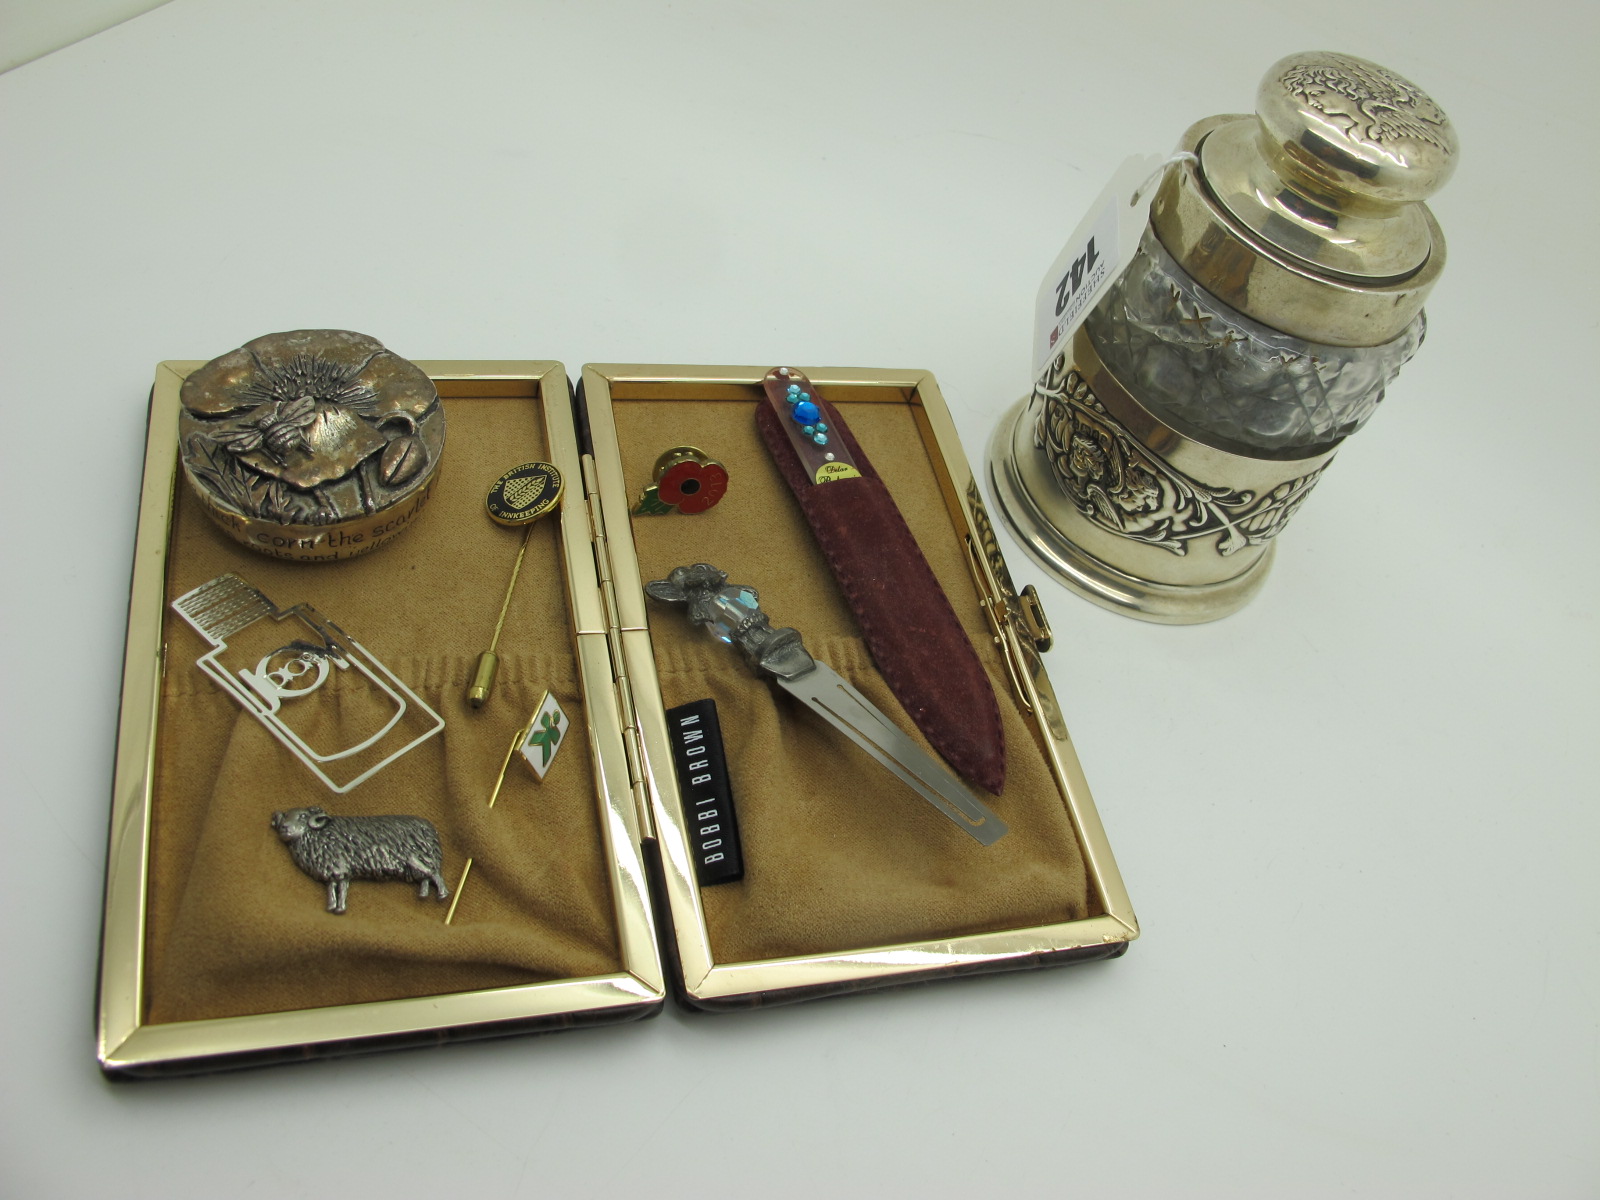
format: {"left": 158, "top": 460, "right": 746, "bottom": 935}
{"left": 142, "top": 378, "right": 1091, "bottom": 1027}
{"left": 146, "top": 391, "right": 618, "bottom": 1024}
{"left": 609, "top": 394, "right": 1091, "bottom": 964}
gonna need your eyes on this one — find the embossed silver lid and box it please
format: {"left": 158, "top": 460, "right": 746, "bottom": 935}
{"left": 1200, "top": 51, "right": 1457, "bottom": 283}
{"left": 1150, "top": 51, "right": 1457, "bottom": 345}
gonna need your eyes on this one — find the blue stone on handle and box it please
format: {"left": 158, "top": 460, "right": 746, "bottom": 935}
{"left": 792, "top": 400, "right": 820, "bottom": 425}
{"left": 708, "top": 585, "right": 761, "bottom": 643}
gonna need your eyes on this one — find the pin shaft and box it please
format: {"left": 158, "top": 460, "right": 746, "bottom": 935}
{"left": 442, "top": 720, "right": 533, "bottom": 924}
{"left": 468, "top": 525, "right": 534, "bottom": 708}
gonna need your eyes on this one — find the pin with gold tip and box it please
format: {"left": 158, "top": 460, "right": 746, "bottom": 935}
{"left": 468, "top": 462, "right": 563, "bottom": 708}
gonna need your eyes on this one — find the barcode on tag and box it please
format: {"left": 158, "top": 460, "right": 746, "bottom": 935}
{"left": 1033, "top": 153, "right": 1173, "bottom": 381}
{"left": 1044, "top": 206, "right": 1115, "bottom": 358}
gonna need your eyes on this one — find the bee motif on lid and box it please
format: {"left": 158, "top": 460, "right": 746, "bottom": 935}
{"left": 177, "top": 329, "right": 445, "bottom": 561}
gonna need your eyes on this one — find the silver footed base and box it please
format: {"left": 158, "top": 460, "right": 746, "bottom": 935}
{"left": 985, "top": 398, "right": 1273, "bottom": 625}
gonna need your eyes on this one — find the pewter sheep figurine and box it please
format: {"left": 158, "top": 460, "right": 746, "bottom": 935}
{"left": 271, "top": 806, "right": 449, "bottom": 915}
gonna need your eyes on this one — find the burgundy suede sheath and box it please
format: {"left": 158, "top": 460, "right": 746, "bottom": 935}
{"left": 755, "top": 388, "right": 1006, "bottom": 794}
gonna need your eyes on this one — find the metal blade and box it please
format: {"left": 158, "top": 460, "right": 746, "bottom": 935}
{"left": 777, "top": 663, "right": 1008, "bottom": 845}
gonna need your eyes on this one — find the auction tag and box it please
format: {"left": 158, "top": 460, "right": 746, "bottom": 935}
{"left": 1032, "top": 152, "right": 1181, "bottom": 381}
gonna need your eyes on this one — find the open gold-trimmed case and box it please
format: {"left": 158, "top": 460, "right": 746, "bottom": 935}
{"left": 581, "top": 365, "right": 1137, "bottom": 1007}
{"left": 100, "top": 362, "right": 665, "bottom": 1076}
{"left": 100, "top": 359, "right": 1135, "bottom": 1075}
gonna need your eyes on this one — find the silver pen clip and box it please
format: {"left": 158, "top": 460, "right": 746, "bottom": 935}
{"left": 644, "top": 564, "right": 1007, "bottom": 845}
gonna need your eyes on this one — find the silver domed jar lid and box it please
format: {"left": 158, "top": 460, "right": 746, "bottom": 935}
{"left": 1200, "top": 51, "right": 1458, "bottom": 282}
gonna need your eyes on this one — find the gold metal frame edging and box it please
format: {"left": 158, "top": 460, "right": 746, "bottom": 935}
{"left": 97, "top": 360, "right": 665, "bottom": 1076}
{"left": 579, "top": 363, "right": 1138, "bottom": 1007}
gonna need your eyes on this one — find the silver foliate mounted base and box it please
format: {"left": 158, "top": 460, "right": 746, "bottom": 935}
{"left": 986, "top": 398, "right": 1274, "bottom": 625}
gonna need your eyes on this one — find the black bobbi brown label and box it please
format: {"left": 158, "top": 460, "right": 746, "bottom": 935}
{"left": 665, "top": 699, "right": 744, "bottom": 886}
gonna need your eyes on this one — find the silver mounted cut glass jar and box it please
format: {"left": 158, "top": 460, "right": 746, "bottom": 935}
{"left": 989, "top": 50, "right": 1458, "bottom": 622}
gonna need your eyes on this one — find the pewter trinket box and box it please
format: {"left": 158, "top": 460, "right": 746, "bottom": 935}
{"left": 178, "top": 329, "right": 446, "bottom": 562}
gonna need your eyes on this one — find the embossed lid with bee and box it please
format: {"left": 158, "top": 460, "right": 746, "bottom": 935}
{"left": 1200, "top": 51, "right": 1458, "bottom": 283}
{"left": 177, "top": 330, "right": 446, "bottom": 562}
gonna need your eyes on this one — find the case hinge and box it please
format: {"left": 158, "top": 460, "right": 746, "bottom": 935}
{"left": 583, "top": 452, "right": 656, "bottom": 843}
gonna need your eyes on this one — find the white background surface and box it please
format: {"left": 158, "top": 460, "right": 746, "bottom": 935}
{"left": 2, "top": 2, "right": 1596, "bottom": 1196}
{"left": 0, "top": 0, "right": 171, "bottom": 73}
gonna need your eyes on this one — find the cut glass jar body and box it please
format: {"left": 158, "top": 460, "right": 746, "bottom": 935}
{"left": 989, "top": 51, "right": 1457, "bottom": 622}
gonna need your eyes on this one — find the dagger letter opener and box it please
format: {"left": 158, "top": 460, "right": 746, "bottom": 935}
{"left": 645, "top": 563, "right": 1007, "bottom": 846}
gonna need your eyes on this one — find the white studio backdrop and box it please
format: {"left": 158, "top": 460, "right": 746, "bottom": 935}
{"left": 1, "top": 2, "right": 1595, "bottom": 1197}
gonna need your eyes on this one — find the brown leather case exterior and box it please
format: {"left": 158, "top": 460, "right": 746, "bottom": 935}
{"left": 755, "top": 373, "right": 1005, "bottom": 793}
